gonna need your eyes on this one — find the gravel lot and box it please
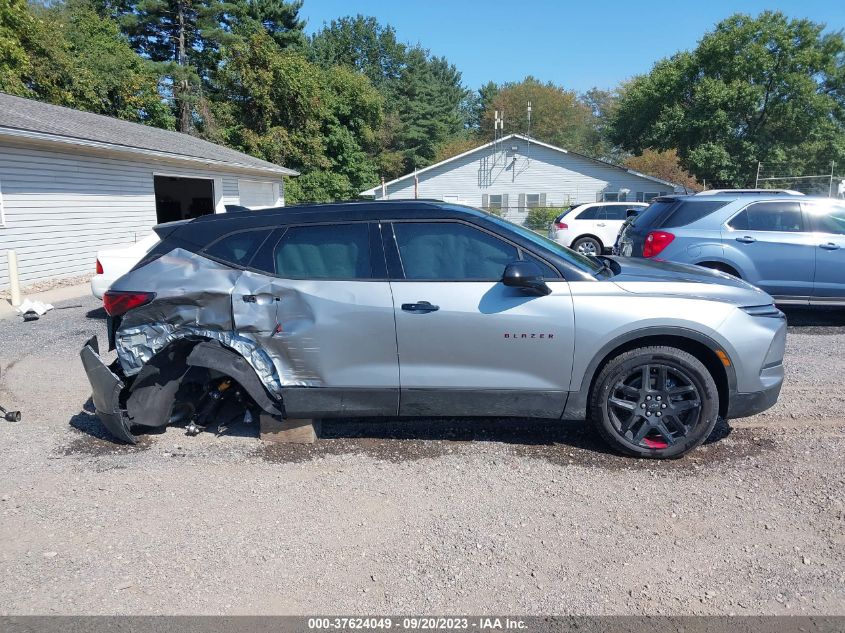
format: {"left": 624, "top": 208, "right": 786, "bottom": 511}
{"left": 0, "top": 295, "right": 843, "bottom": 615}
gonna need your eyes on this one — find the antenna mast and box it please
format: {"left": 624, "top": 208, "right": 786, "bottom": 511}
{"left": 526, "top": 101, "right": 532, "bottom": 165}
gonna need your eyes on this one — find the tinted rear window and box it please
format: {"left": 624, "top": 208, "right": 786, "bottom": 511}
{"left": 632, "top": 199, "right": 728, "bottom": 229}
{"left": 274, "top": 223, "right": 372, "bottom": 279}
{"left": 203, "top": 229, "right": 268, "bottom": 266}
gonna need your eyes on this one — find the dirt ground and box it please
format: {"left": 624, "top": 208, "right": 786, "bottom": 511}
{"left": 0, "top": 295, "right": 843, "bottom": 615}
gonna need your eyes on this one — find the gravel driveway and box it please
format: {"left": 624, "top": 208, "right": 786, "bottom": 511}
{"left": 0, "top": 296, "right": 843, "bottom": 615}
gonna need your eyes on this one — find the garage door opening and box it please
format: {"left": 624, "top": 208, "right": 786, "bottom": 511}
{"left": 154, "top": 176, "right": 215, "bottom": 223}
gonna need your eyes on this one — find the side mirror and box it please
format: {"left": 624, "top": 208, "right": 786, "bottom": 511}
{"left": 502, "top": 261, "right": 551, "bottom": 296}
{"left": 626, "top": 209, "right": 639, "bottom": 218}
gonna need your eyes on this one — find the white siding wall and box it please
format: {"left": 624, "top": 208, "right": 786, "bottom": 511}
{"left": 377, "top": 143, "right": 676, "bottom": 224}
{"left": 0, "top": 140, "right": 285, "bottom": 289}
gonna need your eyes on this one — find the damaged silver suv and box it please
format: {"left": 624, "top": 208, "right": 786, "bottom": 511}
{"left": 80, "top": 201, "right": 786, "bottom": 458}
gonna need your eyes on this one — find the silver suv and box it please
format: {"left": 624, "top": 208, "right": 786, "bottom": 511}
{"left": 616, "top": 194, "right": 845, "bottom": 306}
{"left": 80, "top": 201, "right": 786, "bottom": 458}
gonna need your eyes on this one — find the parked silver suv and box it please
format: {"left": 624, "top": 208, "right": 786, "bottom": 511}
{"left": 80, "top": 201, "right": 786, "bottom": 458}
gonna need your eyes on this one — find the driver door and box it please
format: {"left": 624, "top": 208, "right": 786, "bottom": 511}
{"left": 383, "top": 220, "right": 575, "bottom": 418}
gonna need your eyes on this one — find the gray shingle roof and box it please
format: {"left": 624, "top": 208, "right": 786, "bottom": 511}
{"left": 0, "top": 92, "right": 297, "bottom": 175}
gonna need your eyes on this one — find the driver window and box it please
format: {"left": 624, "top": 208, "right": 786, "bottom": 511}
{"left": 392, "top": 222, "right": 519, "bottom": 280}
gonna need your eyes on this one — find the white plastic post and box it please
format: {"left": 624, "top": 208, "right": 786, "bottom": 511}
{"left": 7, "top": 250, "right": 21, "bottom": 307}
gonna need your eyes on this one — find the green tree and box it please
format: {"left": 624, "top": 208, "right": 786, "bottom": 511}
{"left": 310, "top": 15, "right": 468, "bottom": 176}
{"left": 211, "top": 28, "right": 383, "bottom": 201}
{"left": 1, "top": 0, "right": 172, "bottom": 127}
{"left": 610, "top": 11, "right": 845, "bottom": 186}
{"left": 393, "top": 47, "right": 466, "bottom": 171}
{"left": 104, "top": 0, "right": 304, "bottom": 131}
{"left": 0, "top": 0, "right": 34, "bottom": 95}
{"left": 482, "top": 77, "right": 597, "bottom": 154}
{"left": 309, "top": 14, "right": 405, "bottom": 92}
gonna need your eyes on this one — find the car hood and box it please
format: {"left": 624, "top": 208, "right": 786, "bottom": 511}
{"left": 605, "top": 256, "right": 772, "bottom": 306}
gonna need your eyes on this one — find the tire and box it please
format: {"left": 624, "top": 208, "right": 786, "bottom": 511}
{"left": 589, "top": 346, "right": 720, "bottom": 459}
{"left": 572, "top": 236, "right": 602, "bottom": 256}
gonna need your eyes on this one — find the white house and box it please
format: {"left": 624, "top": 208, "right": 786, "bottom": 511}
{"left": 0, "top": 93, "right": 298, "bottom": 290}
{"left": 361, "top": 133, "right": 685, "bottom": 224}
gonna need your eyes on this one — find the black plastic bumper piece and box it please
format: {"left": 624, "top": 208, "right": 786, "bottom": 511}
{"left": 726, "top": 383, "right": 782, "bottom": 420}
{"left": 79, "top": 336, "right": 136, "bottom": 444}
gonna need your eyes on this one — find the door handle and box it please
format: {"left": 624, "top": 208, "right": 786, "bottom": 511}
{"left": 242, "top": 294, "right": 257, "bottom": 303}
{"left": 820, "top": 242, "right": 840, "bottom": 251}
{"left": 596, "top": 223, "right": 606, "bottom": 227}
{"left": 401, "top": 301, "right": 440, "bottom": 313}
{"left": 735, "top": 236, "right": 756, "bottom": 244}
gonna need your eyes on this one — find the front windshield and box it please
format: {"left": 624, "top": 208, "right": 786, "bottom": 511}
{"left": 486, "top": 214, "right": 604, "bottom": 273}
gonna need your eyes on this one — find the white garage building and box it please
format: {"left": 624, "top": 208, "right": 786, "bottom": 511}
{"left": 362, "top": 133, "right": 685, "bottom": 224}
{"left": 0, "top": 93, "right": 297, "bottom": 290}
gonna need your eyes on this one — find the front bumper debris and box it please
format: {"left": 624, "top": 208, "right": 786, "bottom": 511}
{"left": 79, "top": 336, "right": 136, "bottom": 444}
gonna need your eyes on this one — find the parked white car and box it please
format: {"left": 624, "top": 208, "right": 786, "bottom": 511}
{"left": 547, "top": 202, "right": 648, "bottom": 255}
{"left": 91, "top": 234, "right": 160, "bottom": 299}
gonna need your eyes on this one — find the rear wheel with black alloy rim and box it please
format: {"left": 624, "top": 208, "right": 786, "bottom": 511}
{"left": 590, "top": 346, "right": 720, "bottom": 458}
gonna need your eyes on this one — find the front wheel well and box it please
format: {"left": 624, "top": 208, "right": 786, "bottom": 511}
{"left": 587, "top": 335, "right": 729, "bottom": 418}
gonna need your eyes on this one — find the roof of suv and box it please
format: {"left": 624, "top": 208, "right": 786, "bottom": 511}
{"left": 189, "top": 199, "right": 486, "bottom": 227}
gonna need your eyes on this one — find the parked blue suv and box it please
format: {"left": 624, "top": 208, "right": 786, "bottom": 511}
{"left": 615, "top": 194, "right": 845, "bottom": 306}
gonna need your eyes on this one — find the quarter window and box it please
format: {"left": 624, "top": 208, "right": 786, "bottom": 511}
{"left": 273, "top": 223, "right": 371, "bottom": 279}
{"left": 392, "top": 222, "right": 518, "bottom": 280}
{"left": 728, "top": 202, "right": 804, "bottom": 232}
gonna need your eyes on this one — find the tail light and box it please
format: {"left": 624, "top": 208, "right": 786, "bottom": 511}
{"left": 554, "top": 221, "right": 568, "bottom": 229}
{"left": 643, "top": 231, "right": 675, "bottom": 258}
{"left": 95, "top": 259, "right": 104, "bottom": 275}
{"left": 103, "top": 290, "right": 155, "bottom": 316}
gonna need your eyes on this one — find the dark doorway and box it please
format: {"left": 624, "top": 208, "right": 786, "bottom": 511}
{"left": 153, "top": 176, "right": 215, "bottom": 223}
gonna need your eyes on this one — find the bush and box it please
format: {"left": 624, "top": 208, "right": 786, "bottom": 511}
{"left": 524, "top": 207, "right": 566, "bottom": 230}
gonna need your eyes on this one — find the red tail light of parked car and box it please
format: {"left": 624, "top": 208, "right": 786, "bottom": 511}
{"left": 95, "top": 259, "right": 104, "bottom": 275}
{"left": 643, "top": 231, "right": 675, "bottom": 258}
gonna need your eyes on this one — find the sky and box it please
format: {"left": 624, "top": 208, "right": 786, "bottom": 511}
{"left": 301, "top": 0, "right": 845, "bottom": 93}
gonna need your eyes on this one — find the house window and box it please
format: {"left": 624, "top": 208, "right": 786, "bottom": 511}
{"left": 601, "top": 192, "right": 619, "bottom": 202}
{"left": 636, "top": 192, "right": 661, "bottom": 203}
{"left": 526, "top": 194, "right": 541, "bottom": 208}
{"left": 488, "top": 194, "right": 503, "bottom": 210}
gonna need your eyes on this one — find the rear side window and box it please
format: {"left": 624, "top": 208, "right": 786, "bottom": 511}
{"left": 660, "top": 201, "right": 729, "bottom": 228}
{"left": 575, "top": 206, "right": 600, "bottom": 220}
{"left": 806, "top": 204, "right": 845, "bottom": 235}
{"left": 728, "top": 202, "right": 803, "bottom": 232}
{"left": 203, "top": 229, "right": 268, "bottom": 266}
{"left": 603, "top": 206, "right": 629, "bottom": 221}
{"left": 632, "top": 199, "right": 727, "bottom": 229}
{"left": 393, "top": 221, "right": 518, "bottom": 280}
{"left": 274, "top": 224, "right": 371, "bottom": 279}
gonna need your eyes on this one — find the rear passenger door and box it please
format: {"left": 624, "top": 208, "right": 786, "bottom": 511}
{"left": 383, "top": 220, "right": 575, "bottom": 418}
{"left": 231, "top": 222, "right": 400, "bottom": 416}
{"left": 805, "top": 202, "right": 845, "bottom": 303}
{"left": 724, "top": 201, "right": 816, "bottom": 300}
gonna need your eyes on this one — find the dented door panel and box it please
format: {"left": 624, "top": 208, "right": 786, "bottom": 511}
{"left": 231, "top": 270, "right": 400, "bottom": 392}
